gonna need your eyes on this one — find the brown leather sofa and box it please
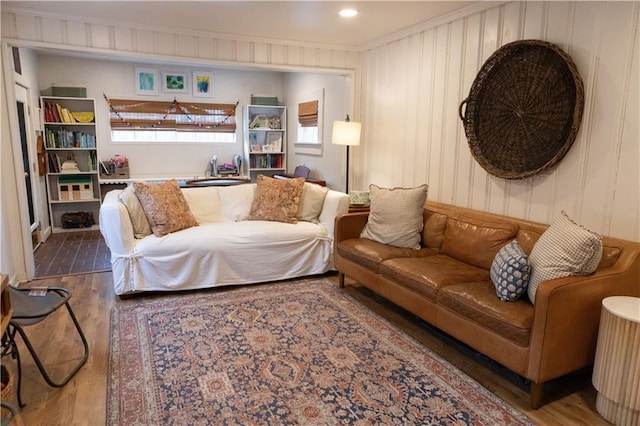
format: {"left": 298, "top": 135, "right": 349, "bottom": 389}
{"left": 334, "top": 201, "right": 640, "bottom": 409}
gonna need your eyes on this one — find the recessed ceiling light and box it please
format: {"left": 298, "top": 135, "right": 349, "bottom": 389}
{"left": 339, "top": 9, "right": 358, "bottom": 18}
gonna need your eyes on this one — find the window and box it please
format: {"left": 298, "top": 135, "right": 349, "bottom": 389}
{"left": 106, "top": 98, "right": 238, "bottom": 143}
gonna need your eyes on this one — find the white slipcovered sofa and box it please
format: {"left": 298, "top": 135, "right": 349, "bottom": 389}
{"left": 99, "top": 181, "right": 349, "bottom": 295}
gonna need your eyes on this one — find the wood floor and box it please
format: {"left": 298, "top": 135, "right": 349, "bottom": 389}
{"left": 33, "top": 231, "right": 111, "bottom": 278}
{"left": 2, "top": 272, "right": 611, "bottom": 425}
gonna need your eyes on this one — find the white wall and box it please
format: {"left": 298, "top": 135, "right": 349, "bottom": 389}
{"left": 283, "top": 73, "right": 350, "bottom": 191}
{"left": 38, "top": 54, "right": 285, "bottom": 177}
{"left": 356, "top": 1, "right": 639, "bottom": 240}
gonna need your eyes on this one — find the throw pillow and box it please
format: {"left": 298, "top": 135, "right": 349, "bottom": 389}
{"left": 527, "top": 211, "right": 603, "bottom": 303}
{"left": 360, "top": 184, "right": 428, "bottom": 249}
{"left": 117, "top": 185, "right": 152, "bottom": 239}
{"left": 490, "top": 240, "right": 531, "bottom": 302}
{"left": 132, "top": 179, "right": 198, "bottom": 237}
{"left": 218, "top": 183, "right": 256, "bottom": 222}
{"left": 248, "top": 175, "right": 305, "bottom": 224}
{"left": 297, "top": 182, "right": 329, "bottom": 223}
{"left": 181, "top": 186, "right": 225, "bottom": 224}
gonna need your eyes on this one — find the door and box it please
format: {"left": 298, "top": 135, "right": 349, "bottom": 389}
{"left": 14, "top": 84, "right": 40, "bottom": 250}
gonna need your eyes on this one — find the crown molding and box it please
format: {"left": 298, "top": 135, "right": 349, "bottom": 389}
{"left": 359, "top": 1, "right": 506, "bottom": 51}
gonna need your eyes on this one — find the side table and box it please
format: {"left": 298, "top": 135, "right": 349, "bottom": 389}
{"left": 592, "top": 296, "right": 640, "bottom": 426}
{"left": 348, "top": 204, "right": 370, "bottom": 214}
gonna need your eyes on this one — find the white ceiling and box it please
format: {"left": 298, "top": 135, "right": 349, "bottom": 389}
{"left": 3, "top": 1, "right": 478, "bottom": 49}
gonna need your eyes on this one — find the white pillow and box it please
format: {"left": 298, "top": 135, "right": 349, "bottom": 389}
{"left": 297, "top": 182, "right": 329, "bottom": 223}
{"left": 527, "top": 211, "right": 603, "bottom": 303}
{"left": 181, "top": 187, "right": 225, "bottom": 224}
{"left": 218, "top": 184, "right": 256, "bottom": 222}
{"left": 360, "top": 184, "right": 428, "bottom": 249}
{"left": 117, "top": 185, "right": 152, "bottom": 239}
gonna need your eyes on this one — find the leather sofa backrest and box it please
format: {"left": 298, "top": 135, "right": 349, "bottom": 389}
{"left": 440, "top": 214, "right": 519, "bottom": 269}
{"left": 423, "top": 201, "right": 624, "bottom": 272}
{"left": 422, "top": 210, "right": 447, "bottom": 251}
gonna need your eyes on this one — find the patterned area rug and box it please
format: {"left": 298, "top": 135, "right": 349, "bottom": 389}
{"left": 108, "top": 279, "right": 533, "bottom": 425}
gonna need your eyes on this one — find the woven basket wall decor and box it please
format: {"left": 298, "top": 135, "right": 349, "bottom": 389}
{"left": 459, "top": 39, "right": 584, "bottom": 179}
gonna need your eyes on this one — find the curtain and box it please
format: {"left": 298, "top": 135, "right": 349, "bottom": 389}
{"left": 298, "top": 100, "right": 318, "bottom": 128}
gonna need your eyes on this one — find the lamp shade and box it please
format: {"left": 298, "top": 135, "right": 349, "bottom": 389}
{"left": 331, "top": 120, "right": 361, "bottom": 146}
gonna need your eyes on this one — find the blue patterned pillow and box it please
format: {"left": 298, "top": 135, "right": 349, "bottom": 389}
{"left": 490, "top": 240, "right": 530, "bottom": 302}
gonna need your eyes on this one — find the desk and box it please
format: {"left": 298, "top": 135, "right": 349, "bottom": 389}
{"left": 100, "top": 175, "right": 250, "bottom": 186}
{"left": 181, "top": 177, "right": 251, "bottom": 187}
{"left": 592, "top": 296, "right": 640, "bottom": 426}
{"left": 272, "top": 174, "right": 326, "bottom": 187}
{"left": 100, "top": 176, "right": 251, "bottom": 199}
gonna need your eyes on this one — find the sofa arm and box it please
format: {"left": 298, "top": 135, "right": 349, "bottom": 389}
{"left": 527, "top": 244, "right": 640, "bottom": 383}
{"left": 334, "top": 212, "right": 369, "bottom": 243}
{"left": 99, "top": 190, "right": 135, "bottom": 256}
{"left": 318, "top": 190, "right": 349, "bottom": 239}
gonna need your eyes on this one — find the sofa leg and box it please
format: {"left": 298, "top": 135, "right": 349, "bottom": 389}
{"left": 530, "top": 381, "right": 544, "bottom": 409}
{"left": 338, "top": 273, "right": 345, "bottom": 288}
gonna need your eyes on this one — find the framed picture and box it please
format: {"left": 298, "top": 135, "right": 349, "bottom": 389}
{"left": 162, "top": 71, "right": 187, "bottom": 93}
{"left": 192, "top": 71, "right": 213, "bottom": 97}
{"left": 267, "top": 132, "right": 282, "bottom": 152}
{"left": 135, "top": 67, "right": 159, "bottom": 95}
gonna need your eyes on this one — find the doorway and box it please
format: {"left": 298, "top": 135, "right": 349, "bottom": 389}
{"left": 14, "top": 83, "right": 39, "bottom": 278}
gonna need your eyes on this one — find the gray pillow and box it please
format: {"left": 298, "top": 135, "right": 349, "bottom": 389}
{"left": 360, "top": 184, "right": 428, "bottom": 249}
{"left": 527, "top": 211, "right": 602, "bottom": 303}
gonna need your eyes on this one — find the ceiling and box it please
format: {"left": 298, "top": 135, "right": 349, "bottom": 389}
{"left": 3, "top": 1, "right": 478, "bottom": 49}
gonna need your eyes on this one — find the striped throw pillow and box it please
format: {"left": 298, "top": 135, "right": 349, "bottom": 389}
{"left": 527, "top": 211, "right": 602, "bottom": 303}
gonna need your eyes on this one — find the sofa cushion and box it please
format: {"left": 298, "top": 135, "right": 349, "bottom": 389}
{"left": 379, "top": 255, "right": 489, "bottom": 301}
{"left": 360, "top": 184, "right": 428, "bottom": 249}
{"left": 297, "top": 182, "right": 328, "bottom": 223}
{"left": 441, "top": 215, "right": 519, "bottom": 270}
{"left": 438, "top": 281, "right": 534, "bottom": 347}
{"left": 133, "top": 179, "right": 198, "bottom": 237}
{"left": 490, "top": 240, "right": 531, "bottom": 302}
{"left": 248, "top": 175, "right": 304, "bottom": 224}
{"left": 181, "top": 186, "right": 225, "bottom": 224}
{"left": 422, "top": 211, "right": 448, "bottom": 251}
{"left": 218, "top": 183, "right": 255, "bottom": 222}
{"left": 117, "top": 185, "right": 152, "bottom": 239}
{"left": 515, "top": 228, "right": 543, "bottom": 255}
{"left": 337, "top": 238, "right": 436, "bottom": 272}
{"left": 597, "top": 246, "right": 622, "bottom": 271}
{"left": 528, "top": 211, "right": 603, "bottom": 303}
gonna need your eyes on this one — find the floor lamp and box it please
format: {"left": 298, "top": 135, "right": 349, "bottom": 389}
{"left": 331, "top": 115, "right": 361, "bottom": 194}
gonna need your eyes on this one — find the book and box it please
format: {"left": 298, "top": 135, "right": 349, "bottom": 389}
{"left": 55, "top": 103, "right": 64, "bottom": 122}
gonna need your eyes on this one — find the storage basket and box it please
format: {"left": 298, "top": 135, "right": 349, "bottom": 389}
{"left": 459, "top": 39, "right": 584, "bottom": 179}
{"left": 61, "top": 211, "right": 95, "bottom": 229}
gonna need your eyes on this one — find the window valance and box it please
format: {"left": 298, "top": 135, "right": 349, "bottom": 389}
{"left": 106, "top": 97, "right": 238, "bottom": 133}
{"left": 298, "top": 100, "right": 318, "bottom": 128}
